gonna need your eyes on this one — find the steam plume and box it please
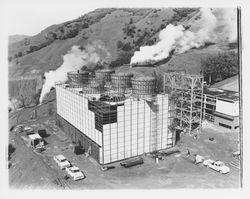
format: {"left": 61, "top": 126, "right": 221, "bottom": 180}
{"left": 130, "top": 8, "right": 237, "bottom": 64}
{"left": 39, "top": 41, "right": 110, "bottom": 103}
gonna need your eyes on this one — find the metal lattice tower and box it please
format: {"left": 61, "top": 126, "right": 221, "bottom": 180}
{"left": 163, "top": 72, "right": 204, "bottom": 135}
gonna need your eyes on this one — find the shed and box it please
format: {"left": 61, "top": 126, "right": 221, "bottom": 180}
{"left": 28, "top": 134, "right": 44, "bottom": 147}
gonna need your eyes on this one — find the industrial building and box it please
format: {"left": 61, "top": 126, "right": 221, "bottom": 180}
{"left": 55, "top": 68, "right": 239, "bottom": 165}
{"left": 55, "top": 70, "right": 178, "bottom": 165}
{"left": 202, "top": 87, "right": 239, "bottom": 130}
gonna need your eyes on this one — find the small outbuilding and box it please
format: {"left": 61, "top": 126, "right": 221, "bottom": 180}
{"left": 28, "top": 134, "right": 44, "bottom": 148}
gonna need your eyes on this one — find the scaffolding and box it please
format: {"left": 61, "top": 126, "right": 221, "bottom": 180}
{"left": 163, "top": 72, "right": 204, "bottom": 135}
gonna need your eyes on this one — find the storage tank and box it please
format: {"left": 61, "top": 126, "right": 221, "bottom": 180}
{"left": 131, "top": 76, "right": 157, "bottom": 99}
{"left": 111, "top": 73, "right": 133, "bottom": 96}
{"left": 67, "top": 71, "right": 89, "bottom": 88}
{"left": 111, "top": 73, "right": 133, "bottom": 88}
{"left": 95, "top": 69, "right": 114, "bottom": 82}
{"left": 82, "top": 77, "right": 104, "bottom": 94}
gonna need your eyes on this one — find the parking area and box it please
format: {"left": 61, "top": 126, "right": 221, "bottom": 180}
{"left": 8, "top": 113, "right": 241, "bottom": 189}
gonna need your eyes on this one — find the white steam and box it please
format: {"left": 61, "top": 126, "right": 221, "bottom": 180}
{"left": 39, "top": 42, "right": 110, "bottom": 103}
{"left": 130, "top": 8, "right": 237, "bottom": 64}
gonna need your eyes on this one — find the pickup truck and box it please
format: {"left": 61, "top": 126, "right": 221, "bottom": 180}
{"left": 66, "top": 166, "right": 85, "bottom": 181}
{"left": 53, "top": 155, "right": 71, "bottom": 169}
{"left": 203, "top": 159, "right": 230, "bottom": 174}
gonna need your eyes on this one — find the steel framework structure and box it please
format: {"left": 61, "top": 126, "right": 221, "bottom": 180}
{"left": 163, "top": 72, "right": 204, "bottom": 135}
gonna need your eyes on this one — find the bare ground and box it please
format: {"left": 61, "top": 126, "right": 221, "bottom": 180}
{"left": 8, "top": 104, "right": 241, "bottom": 189}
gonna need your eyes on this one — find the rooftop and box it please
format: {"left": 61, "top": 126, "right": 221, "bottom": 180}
{"left": 28, "top": 133, "right": 42, "bottom": 140}
{"left": 204, "top": 87, "right": 239, "bottom": 101}
{"left": 211, "top": 75, "right": 239, "bottom": 92}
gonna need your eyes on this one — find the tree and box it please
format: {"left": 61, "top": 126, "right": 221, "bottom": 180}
{"left": 201, "top": 52, "right": 238, "bottom": 85}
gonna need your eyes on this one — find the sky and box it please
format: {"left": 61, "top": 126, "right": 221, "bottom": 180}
{"left": 2, "top": 0, "right": 243, "bottom": 36}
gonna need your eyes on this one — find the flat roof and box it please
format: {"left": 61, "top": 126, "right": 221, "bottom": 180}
{"left": 28, "top": 134, "right": 42, "bottom": 140}
{"left": 211, "top": 75, "right": 239, "bottom": 92}
{"left": 204, "top": 87, "right": 239, "bottom": 101}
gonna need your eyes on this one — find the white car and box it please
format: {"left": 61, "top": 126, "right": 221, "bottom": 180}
{"left": 53, "top": 155, "right": 71, "bottom": 169}
{"left": 65, "top": 166, "right": 85, "bottom": 181}
{"left": 203, "top": 159, "right": 230, "bottom": 174}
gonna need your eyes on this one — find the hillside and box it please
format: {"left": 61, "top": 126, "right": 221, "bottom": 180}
{"left": 8, "top": 35, "right": 30, "bottom": 45}
{"left": 8, "top": 8, "right": 203, "bottom": 78}
{"left": 8, "top": 8, "right": 238, "bottom": 108}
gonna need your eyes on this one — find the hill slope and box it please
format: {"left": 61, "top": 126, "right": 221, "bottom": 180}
{"left": 8, "top": 8, "right": 238, "bottom": 109}
{"left": 8, "top": 35, "right": 30, "bottom": 45}
{"left": 9, "top": 8, "right": 204, "bottom": 78}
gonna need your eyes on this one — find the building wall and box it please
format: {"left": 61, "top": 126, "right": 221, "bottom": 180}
{"left": 56, "top": 114, "right": 100, "bottom": 162}
{"left": 101, "top": 95, "right": 171, "bottom": 164}
{"left": 56, "top": 85, "right": 173, "bottom": 165}
{"left": 56, "top": 85, "right": 102, "bottom": 146}
{"left": 216, "top": 99, "right": 239, "bottom": 116}
{"left": 214, "top": 113, "right": 239, "bottom": 130}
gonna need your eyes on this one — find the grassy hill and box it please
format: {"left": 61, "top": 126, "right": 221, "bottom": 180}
{"left": 8, "top": 8, "right": 238, "bottom": 109}
{"left": 8, "top": 35, "right": 30, "bottom": 45}
{"left": 8, "top": 8, "right": 202, "bottom": 78}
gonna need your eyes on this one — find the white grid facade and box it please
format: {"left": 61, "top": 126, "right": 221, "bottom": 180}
{"left": 56, "top": 84, "right": 173, "bottom": 164}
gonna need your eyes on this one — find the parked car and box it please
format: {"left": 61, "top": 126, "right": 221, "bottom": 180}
{"left": 65, "top": 166, "right": 85, "bottom": 181}
{"left": 203, "top": 159, "right": 230, "bottom": 174}
{"left": 53, "top": 155, "right": 71, "bottom": 169}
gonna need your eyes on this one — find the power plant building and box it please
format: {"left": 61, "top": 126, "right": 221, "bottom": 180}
{"left": 55, "top": 70, "right": 175, "bottom": 165}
